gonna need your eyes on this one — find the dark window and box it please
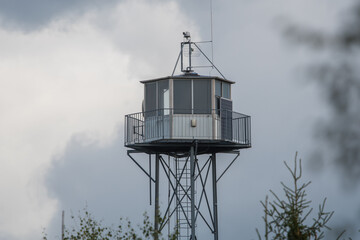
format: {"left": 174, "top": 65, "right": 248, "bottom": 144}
{"left": 215, "top": 97, "right": 220, "bottom": 115}
{"left": 222, "top": 82, "right": 230, "bottom": 99}
{"left": 174, "top": 80, "right": 192, "bottom": 114}
{"left": 158, "top": 80, "right": 169, "bottom": 115}
{"left": 215, "top": 80, "right": 231, "bottom": 114}
{"left": 193, "top": 80, "right": 211, "bottom": 114}
{"left": 215, "top": 80, "right": 221, "bottom": 97}
{"left": 145, "top": 82, "right": 156, "bottom": 117}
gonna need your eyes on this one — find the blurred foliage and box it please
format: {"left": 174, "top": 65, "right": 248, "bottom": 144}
{"left": 283, "top": 1, "right": 360, "bottom": 183}
{"left": 256, "top": 153, "right": 338, "bottom": 240}
{"left": 43, "top": 209, "right": 177, "bottom": 240}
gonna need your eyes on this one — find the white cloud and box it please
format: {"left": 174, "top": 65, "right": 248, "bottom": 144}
{"left": 0, "top": 0, "right": 198, "bottom": 239}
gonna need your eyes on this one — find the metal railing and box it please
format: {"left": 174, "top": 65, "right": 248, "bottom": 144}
{"left": 124, "top": 108, "right": 251, "bottom": 146}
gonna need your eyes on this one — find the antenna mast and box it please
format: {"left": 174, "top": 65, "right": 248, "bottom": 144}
{"left": 210, "top": 0, "right": 214, "bottom": 64}
{"left": 173, "top": 31, "right": 226, "bottom": 79}
{"left": 181, "top": 31, "right": 193, "bottom": 73}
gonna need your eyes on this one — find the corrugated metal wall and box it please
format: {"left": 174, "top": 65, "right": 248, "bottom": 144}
{"left": 172, "top": 114, "right": 214, "bottom": 139}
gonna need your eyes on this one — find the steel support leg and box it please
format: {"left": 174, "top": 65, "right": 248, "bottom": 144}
{"left": 154, "top": 153, "right": 160, "bottom": 240}
{"left": 190, "top": 146, "right": 196, "bottom": 239}
{"left": 212, "top": 153, "right": 219, "bottom": 240}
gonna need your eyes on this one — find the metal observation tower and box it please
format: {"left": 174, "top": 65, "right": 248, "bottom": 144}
{"left": 125, "top": 32, "right": 251, "bottom": 240}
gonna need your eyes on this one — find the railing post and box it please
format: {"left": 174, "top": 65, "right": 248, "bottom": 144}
{"left": 124, "top": 115, "right": 127, "bottom": 144}
{"left": 248, "top": 116, "right": 251, "bottom": 144}
{"left": 162, "top": 109, "right": 164, "bottom": 139}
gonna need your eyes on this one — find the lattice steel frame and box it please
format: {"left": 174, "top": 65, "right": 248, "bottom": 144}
{"left": 127, "top": 145, "right": 240, "bottom": 240}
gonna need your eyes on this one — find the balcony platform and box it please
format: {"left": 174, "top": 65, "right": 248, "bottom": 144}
{"left": 125, "top": 138, "right": 251, "bottom": 155}
{"left": 124, "top": 109, "right": 251, "bottom": 155}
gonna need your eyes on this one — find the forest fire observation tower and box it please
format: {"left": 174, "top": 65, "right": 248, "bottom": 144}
{"left": 125, "top": 32, "right": 251, "bottom": 240}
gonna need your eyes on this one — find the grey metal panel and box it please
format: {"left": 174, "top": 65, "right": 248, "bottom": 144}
{"left": 214, "top": 115, "right": 221, "bottom": 140}
{"left": 144, "top": 115, "right": 170, "bottom": 141}
{"left": 172, "top": 115, "right": 213, "bottom": 139}
{"left": 124, "top": 109, "right": 251, "bottom": 148}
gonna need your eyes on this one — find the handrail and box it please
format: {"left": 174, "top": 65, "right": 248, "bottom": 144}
{"left": 126, "top": 108, "right": 251, "bottom": 118}
{"left": 124, "top": 108, "right": 251, "bottom": 146}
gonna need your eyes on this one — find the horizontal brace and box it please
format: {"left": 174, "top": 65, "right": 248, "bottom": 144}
{"left": 193, "top": 40, "right": 212, "bottom": 43}
{"left": 127, "top": 150, "right": 143, "bottom": 154}
{"left": 216, "top": 150, "right": 240, "bottom": 154}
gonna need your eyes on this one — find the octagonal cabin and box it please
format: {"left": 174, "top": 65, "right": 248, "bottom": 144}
{"left": 124, "top": 73, "right": 251, "bottom": 154}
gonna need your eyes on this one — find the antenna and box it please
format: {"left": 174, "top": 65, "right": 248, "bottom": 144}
{"left": 181, "top": 31, "right": 193, "bottom": 73}
{"left": 172, "top": 32, "right": 226, "bottom": 78}
{"left": 210, "top": 0, "right": 214, "bottom": 64}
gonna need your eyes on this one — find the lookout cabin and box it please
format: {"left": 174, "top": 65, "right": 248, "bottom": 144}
{"left": 124, "top": 72, "right": 251, "bottom": 154}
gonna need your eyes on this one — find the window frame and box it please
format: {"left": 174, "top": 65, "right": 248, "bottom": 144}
{"left": 144, "top": 80, "right": 170, "bottom": 116}
{"left": 173, "top": 79, "right": 212, "bottom": 115}
{"left": 173, "top": 79, "right": 192, "bottom": 114}
{"left": 215, "top": 80, "right": 232, "bottom": 115}
{"left": 215, "top": 80, "right": 231, "bottom": 100}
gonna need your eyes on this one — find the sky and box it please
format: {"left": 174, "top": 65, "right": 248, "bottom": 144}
{"left": 0, "top": 0, "right": 359, "bottom": 239}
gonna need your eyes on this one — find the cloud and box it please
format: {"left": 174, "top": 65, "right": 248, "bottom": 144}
{"left": 44, "top": 130, "right": 152, "bottom": 239}
{"left": 0, "top": 0, "right": 117, "bottom": 31}
{"left": 3, "top": 0, "right": 360, "bottom": 239}
{"left": 0, "top": 0, "right": 198, "bottom": 239}
{"left": 92, "top": 0, "right": 199, "bottom": 78}
{"left": 0, "top": 17, "right": 133, "bottom": 239}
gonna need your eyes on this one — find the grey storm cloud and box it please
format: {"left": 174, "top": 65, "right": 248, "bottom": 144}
{"left": 0, "top": 0, "right": 117, "bottom": 30}
{"left": 45, "top": 130, "right": 153, "bottom": 238}
{"left": 0, "top": 0, "right": 217, "bottom": 33}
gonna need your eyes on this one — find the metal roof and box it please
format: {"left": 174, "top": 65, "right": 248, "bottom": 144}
{"left": 140, "top": 73, "right": 235, "bottom": 84}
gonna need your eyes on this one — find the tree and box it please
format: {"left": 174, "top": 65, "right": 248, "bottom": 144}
{"left": 43, "top": 209, "right": 177, "bottom": 240}
{"left": 256, "top": 153, "right": 336, "bottom": 240}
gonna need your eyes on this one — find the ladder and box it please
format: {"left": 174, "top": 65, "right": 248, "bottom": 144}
{"left": 175, "top": 157, "right": 196, "bottom": 240}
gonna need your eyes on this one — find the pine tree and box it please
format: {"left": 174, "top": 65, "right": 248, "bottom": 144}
{"left": 256, "top": 153, "right": 334, "bottom": 240}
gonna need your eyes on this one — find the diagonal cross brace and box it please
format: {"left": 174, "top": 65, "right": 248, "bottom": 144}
{"left": 127, "top": 151, "right": 155, "bottom": 183}
{"left": 216, "top": 151, "right": 240, "bottom": 183}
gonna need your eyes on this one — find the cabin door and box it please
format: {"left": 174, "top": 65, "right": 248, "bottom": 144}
{"left": 220, "top": 98, "right": 233, "bottom": 141}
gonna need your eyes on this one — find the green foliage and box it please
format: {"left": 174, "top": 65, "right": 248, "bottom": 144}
{"left": 43, "top": 208, "right": 177, "bottom": 240}
{"left": 256, "top": 153, "right": 335, "bottom": 240}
